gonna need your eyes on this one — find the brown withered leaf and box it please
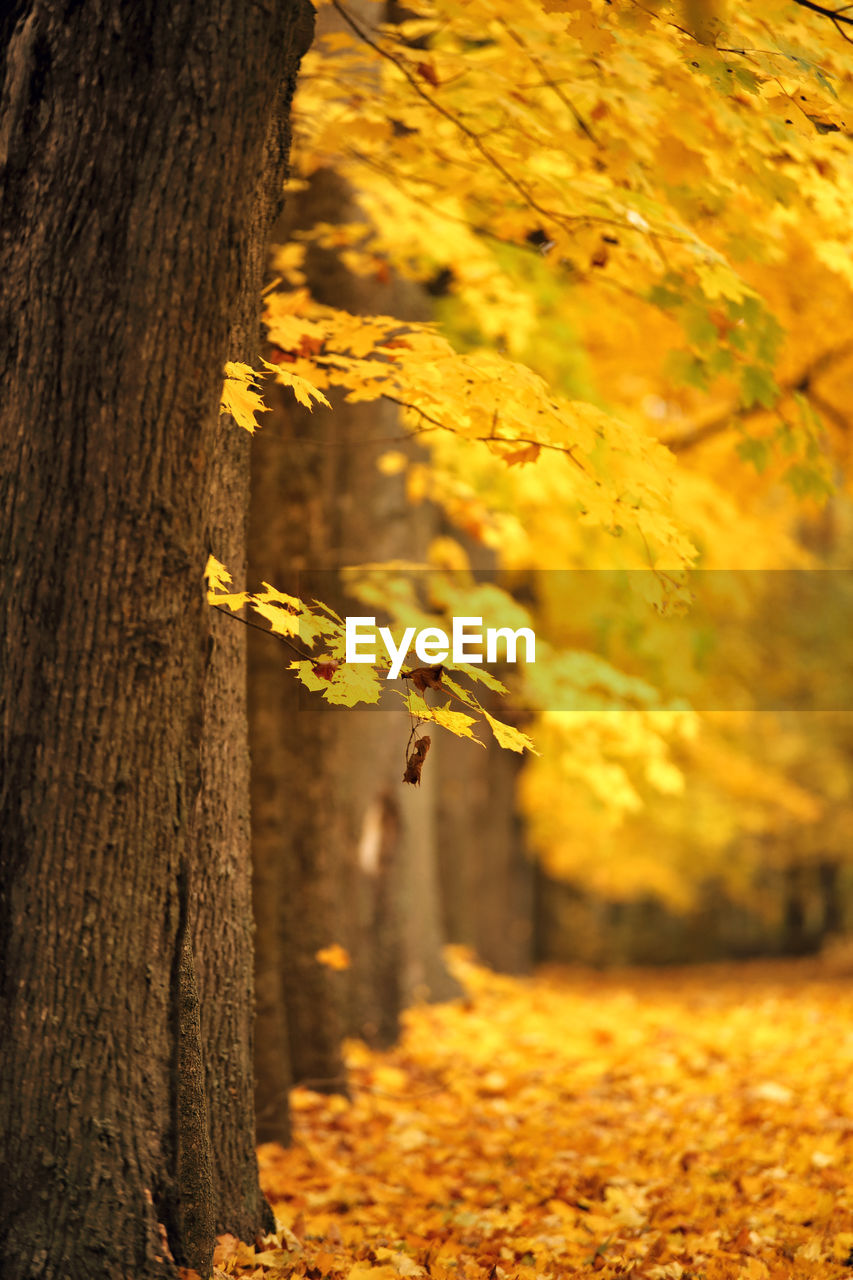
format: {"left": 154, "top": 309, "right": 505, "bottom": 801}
{"left": 403, "top": 734, "right": 431, "bottom": 785}
{"left": 406, "top": 665, "right": 444, "bottom": 693}
{"left": 416, "top": 61, "right": 440, "bottom": 87}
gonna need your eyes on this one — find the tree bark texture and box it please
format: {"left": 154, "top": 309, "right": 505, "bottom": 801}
{"left": 250, "top": 377, "right": 348, "bottom": 1132}
{"left": 0, "top": 2, "right": 312, "bottom": 1276}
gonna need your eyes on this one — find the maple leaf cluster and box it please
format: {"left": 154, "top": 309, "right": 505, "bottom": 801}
{"left": 213, "top": 0, "right": 853, "bottom": 903}
{"left": 204, "top": 556, "right": 536, "bottom": 775}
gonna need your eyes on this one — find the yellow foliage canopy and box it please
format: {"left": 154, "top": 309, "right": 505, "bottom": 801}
{"left": 212, "top": 0, "right": 853, "bottom": 888}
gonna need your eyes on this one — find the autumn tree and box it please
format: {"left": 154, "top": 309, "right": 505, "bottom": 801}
{"left": 235, "top": 0, "right": 853, "bottom": 970}
{"left": 0, "top": 3, "right": 312, "bottom": 1277}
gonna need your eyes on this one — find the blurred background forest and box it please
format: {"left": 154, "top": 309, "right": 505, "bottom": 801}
{"left": 237, "top": 0, "right": 853, "bottom": 1143}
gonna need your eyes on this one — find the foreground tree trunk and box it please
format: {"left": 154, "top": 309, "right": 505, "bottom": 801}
{"left": 0, "top": 3, "right": 312, "bottom": 1277}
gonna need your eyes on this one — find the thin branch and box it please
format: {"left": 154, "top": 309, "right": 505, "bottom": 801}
{"left": 494, "top": 15, "right": 598, "bottom": 144}
{"left": 330, "top": 0, "right": 558, "bottom": 231}
{"left": 624, "top": 0, "right": 700, "bottom": 43}
{"left": 344, "top": 143, "right": 678, "bottom": 251}
{"left": 378, "top": 391, "right": 589, "bottom": 471}
{"left": 805, "top": 388, "right": 850, "bottom": 434}
{"left": 329, "top": 0, "right": 691, "bottom": 249}
{"left": 211, "top": 603, "right": 314, "bottom": 663}
{"left": 791, "top": 0, "right": 853, "bottom": 26}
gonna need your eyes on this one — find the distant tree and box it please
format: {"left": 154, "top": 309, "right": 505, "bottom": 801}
{"left": 250, "top": 158, "right": 462, "bottom": 1141}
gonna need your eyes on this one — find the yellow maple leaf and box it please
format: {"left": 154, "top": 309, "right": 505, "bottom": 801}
{"left": 220, "top": 361, "right": 270, "bottom": 433}
{"left": 255, "top": 582, "right": 303, "bottom": 611}
{"left": 203, "top": 555, "right": 232, "bottom": 595}
{"left": 374, "top": 1250, "right": 426, "bottom": 1278}
{"left": 346, "top": 1268, "right": 401, "bottom": 1280}
{"left": 455, "top": 663, "right": 508, "bottom": 694}
{"left": 428, "top": 702, "right": 482, "bottom": 742}
{"left": 208, "top": 591, "right": 251, "bottom": 613}
{"left": 323, "top": 666, "right": 382, "bottom": 706}
{"left": 290, "top": 660, "right": 332, "bottom": 693}
{"left": 204, "top": 556, "right": 250, "bottom": 611}
{"left": 304, "top": 662, "right": 383, "bottom": 707}
{"left": 250, "top": 599, "right": 302, "bottom": 638}
{"left": 492, "top": 441, "right": 541, "bottom": 467}
{"left": 484, "top": 711, "right": 538, "bottom": 754}
{"left": 263, "top": 359, "right": 332, "bottom": 411}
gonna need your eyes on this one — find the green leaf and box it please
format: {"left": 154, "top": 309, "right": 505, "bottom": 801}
{"left": 739, "top": 365, "right": 778, "bottom": 410}
{"left": 736, "top": 436, "right": 770, "bottom": 473}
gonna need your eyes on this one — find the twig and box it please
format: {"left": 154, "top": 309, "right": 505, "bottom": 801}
{"left": 329, "top": 0, "right": 690, "bottom": 247}
{"left": 792, "top": 0, "right": 853, "bottom": 35}
{"left": 378, "top": 392, "right": 589, "bottom": 471}
{"left": 211, "top": 603, "right": 314, "bottom": 662}
{"left": 330, "top": 0, "right": 557, "bottom": 229}
{"left": 494, "top": 16, "right": 598, "bottom": 144}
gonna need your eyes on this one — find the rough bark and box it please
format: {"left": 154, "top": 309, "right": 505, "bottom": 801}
{"left": 0, "top": 2, "right": 311, "bottom": 1276}
{"left": 250, "top": 378, "right": 348, "bottom": 1123}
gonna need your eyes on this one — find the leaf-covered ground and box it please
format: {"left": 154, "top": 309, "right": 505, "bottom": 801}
{"left": 217, "top": 953, "right": 853, "bottom": 1280}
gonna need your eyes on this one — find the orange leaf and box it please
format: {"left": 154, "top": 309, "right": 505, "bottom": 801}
{"left": 315, "top": 943, "right": 351, "bottom": 971}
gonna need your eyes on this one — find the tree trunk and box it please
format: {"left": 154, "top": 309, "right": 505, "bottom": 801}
{"left": 288, "top": 168, "right": 461, "bottom": 1021}
{"left": 250, "top": 379, "right": 348, "bottom": 1125}
{"left": 0, "top": 3, "right": 312, "bottom": 1276}
{"left": 782, "top": 862, "right": 815, "bottom": 956}
{"left": 250, "top": 163, "right": 461, "bottom": 1136}
{"left": 436, "top": 720, "right": 534, "bottom": 974}
{"left": 818, "top": 858, "right": 843, "bottom": 938}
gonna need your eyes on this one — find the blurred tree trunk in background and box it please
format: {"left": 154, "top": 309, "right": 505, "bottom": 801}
{"left": 782, "top": 862, "right": 817, "bottom": 956}
{"left": 436, "top": 704, "right": 534, "bottom": 973}
{"left": 819, "top": 858, "right": 843, "bottom": 937}
{"left": 249, "top": 161, "right": 460, "bottom": 1142}
{"left": 249, "top": 372, "right": 345, "bottom": 1143}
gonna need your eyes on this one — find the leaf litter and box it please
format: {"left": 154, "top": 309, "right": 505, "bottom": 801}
{"left": 218, "top": 951, "right": 853, "bottom": 1279}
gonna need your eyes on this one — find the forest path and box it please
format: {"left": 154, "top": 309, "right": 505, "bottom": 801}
{"left": 217, "top": 951, "right": 853, "bottom": 1280}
